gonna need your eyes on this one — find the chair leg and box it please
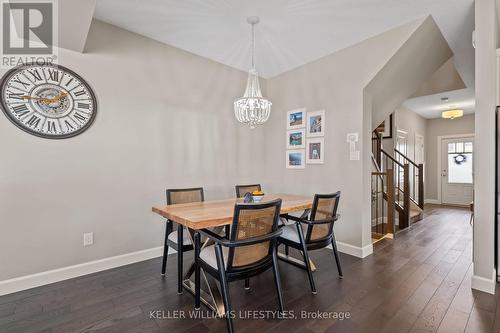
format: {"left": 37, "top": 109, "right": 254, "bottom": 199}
{"left": 272, "top": 244, "right": 284, "bottom": 313}
{"left": 331, "top": 233, "right": 343, "bottom": 278}
{"left": 296, "top": 223, "right": 316, "bottom": 294}
{"left": 161, "top": 221, "right": 172, "bottom": 276}
{"left": 244, "top": 278, "right": 250, "bottom": 290}
{"left": 215, "top": 244, "right": 233, "bottom": 333}
{"left": 177, "top": 224, "right": 183, "bottom": 294}
{"left": 194, "top": 232, "right": 201, "bottom": 310}
{"left": 285, "top": 245, "right": 289, "bottom": 256}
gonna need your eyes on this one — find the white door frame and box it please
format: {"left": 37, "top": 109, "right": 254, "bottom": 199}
{"left": 415, "top": 133, "right": 425, "bottom": 163}
{"left": 395, "top": 129, "right": 408, "bottom": 154}
{"left": 436, "top": 133, "right": 475, "bottom": 204}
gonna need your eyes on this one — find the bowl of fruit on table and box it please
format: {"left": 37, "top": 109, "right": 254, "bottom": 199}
{"left": 252, "top": 191, "right": 265, "bottom": 202}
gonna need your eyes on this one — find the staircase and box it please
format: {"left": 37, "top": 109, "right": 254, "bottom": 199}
{"left": 371, "top": 130, "right": 424, "bottom": 236}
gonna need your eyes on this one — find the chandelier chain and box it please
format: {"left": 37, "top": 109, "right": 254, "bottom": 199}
{"left": 251, "top": 22, "right": 255, "bottom": 69}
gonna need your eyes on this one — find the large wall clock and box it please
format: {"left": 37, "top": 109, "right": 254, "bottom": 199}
{"left": 0, "top": 63, "right": 97, "bottom": 139}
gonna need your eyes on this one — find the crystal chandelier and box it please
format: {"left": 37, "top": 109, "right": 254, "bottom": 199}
{"left": 234, "top": 16, "right": 272, "bottom": 129}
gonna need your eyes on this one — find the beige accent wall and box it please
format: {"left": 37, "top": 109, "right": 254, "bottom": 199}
{"left": 0, "top": 20, "right": 266, "bottom": 280}
{"left": 425, "top": 115, "right": 475, "bottom": 201}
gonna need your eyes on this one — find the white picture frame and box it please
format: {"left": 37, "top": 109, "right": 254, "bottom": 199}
{"left": 286, "top": 129, "right": 306, "bottom": 149}
{"left": 287, "top": 108, "right": 306, "bottom": 130}
{"left": 306, "top": 138, "right": 325, "bottom": 164}
{"left": 306, "top": 109, "right": 325, "bottom": 137}
{"left": 286, "top": 149, "right": 305, "bottom": 169}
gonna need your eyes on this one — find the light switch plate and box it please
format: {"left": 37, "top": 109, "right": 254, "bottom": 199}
{"left": 83, "top": 232, "right": 93, "bottom": 246}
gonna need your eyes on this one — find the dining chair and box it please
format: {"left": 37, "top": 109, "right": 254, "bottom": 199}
{"left": 163, "top": 187, "right": 204, "bottom": 294}
{"left": 278, "top": 192, "right": 342, "bottom": 294}
{"left": 194, "top": 199, "right": 284, "bottom": 333}
{"left": 235, "top": 184, "right": 262, "bottom": 198}
{"left": 235, "top": 183, "right": 263, "bottom": 290}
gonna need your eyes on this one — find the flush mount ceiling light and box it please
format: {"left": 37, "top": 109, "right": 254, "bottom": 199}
{"left": 442, "top": 109, "right": 464, "bottom": 119}
{"left": 234, "top": 16, "right": 272, "bottom": 129}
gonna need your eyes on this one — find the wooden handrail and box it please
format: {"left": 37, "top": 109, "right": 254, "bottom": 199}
{"left": 393, "top": 149, "right": 425, "bottom": 210}
{"left": 380, "top": 149, "right": 404, "bottom": 168}
{"left": 372, "top": 129, "right": 423, "bottom": 233}
{"left": 394, "top": 148, "right": 419, "bottom": 167}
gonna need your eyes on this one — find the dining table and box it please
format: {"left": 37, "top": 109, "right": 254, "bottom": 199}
{"left": 152, "top": 193, "right": 314, "bottom": 316}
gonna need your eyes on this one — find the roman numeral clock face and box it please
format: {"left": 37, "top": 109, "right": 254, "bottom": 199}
{"left": 0, "top": 64, "right": 97, "bottom": 139}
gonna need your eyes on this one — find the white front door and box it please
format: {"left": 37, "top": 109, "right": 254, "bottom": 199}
{"left": 441, "top": 137, "right": 474, "bottom": 205}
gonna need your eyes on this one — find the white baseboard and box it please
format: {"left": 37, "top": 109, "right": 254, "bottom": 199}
{"left": 471, "top": 268, "right": 496, "bottom": 295}
{"left": 424, "top": 199, "right": 440, "bottom": 204}
{"left": 0, "top": 239, "right": 376, "bottom": 296}
{"left": 0, "top": 246, "right": 169, "bottom": 296}
{"left": 332, "top": 241, "right": 373, "bottom": 258}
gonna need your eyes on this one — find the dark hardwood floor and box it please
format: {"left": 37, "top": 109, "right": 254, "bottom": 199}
{"left": 0, "top": 205, "right": 498, "bottom": 332}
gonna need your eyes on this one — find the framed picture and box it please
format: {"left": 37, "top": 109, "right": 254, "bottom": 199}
{"left": 287, "top": 108, "right": 306, "bottom": 130}
{"left": 286, "top": 149, "right": 305, "bottom": 169}
{"left": 306, "top": 109, "right": 325, "bottom": 137}
{"left": 306, "top": 138, "right": 324, "bottom": 164}
{"left": 286, "top": 129, "right": 305, "bottom": 149}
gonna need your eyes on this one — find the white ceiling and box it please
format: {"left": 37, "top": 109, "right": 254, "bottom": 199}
{"left": 94, "top": 0, "right": 475, "bottom": 84}
{"left": 402, "top": 88, "right": 475, "bottom": 119}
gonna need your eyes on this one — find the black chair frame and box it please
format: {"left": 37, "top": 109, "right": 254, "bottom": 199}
{"left": 235, "top": 184, "right": 262, "bottom": 198}
{"left": 194, "top": 199, "right": 284, "bottom": 333}
{"left": 278, "top": 192, "right": 342, "bottom": 294}
{"left": 162, "top": 187, "right": 204, "bottom": 294}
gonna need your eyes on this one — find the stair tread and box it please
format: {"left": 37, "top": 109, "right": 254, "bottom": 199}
{"left": 396, "top": 201, "right": 423, "bottom": 212}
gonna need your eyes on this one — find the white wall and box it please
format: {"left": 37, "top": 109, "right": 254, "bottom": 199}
{"left": 425, "top": 115, "right": 475, "bottom": 201}
{"left": 472, "top": 0, "right": 497, "bottom": 294}
{"left": 369, "top": 17, "right": 453, "bottom": 129}
{"left": 394, "top": 106, "right": 427, "bottom": 161}
{"left": 0, "top": 20, "right": 267, "bottom": 281}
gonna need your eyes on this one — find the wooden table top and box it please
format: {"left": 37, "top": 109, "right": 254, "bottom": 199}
{"left": 152, "top": 194, "right": 313, "bottom": 230}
